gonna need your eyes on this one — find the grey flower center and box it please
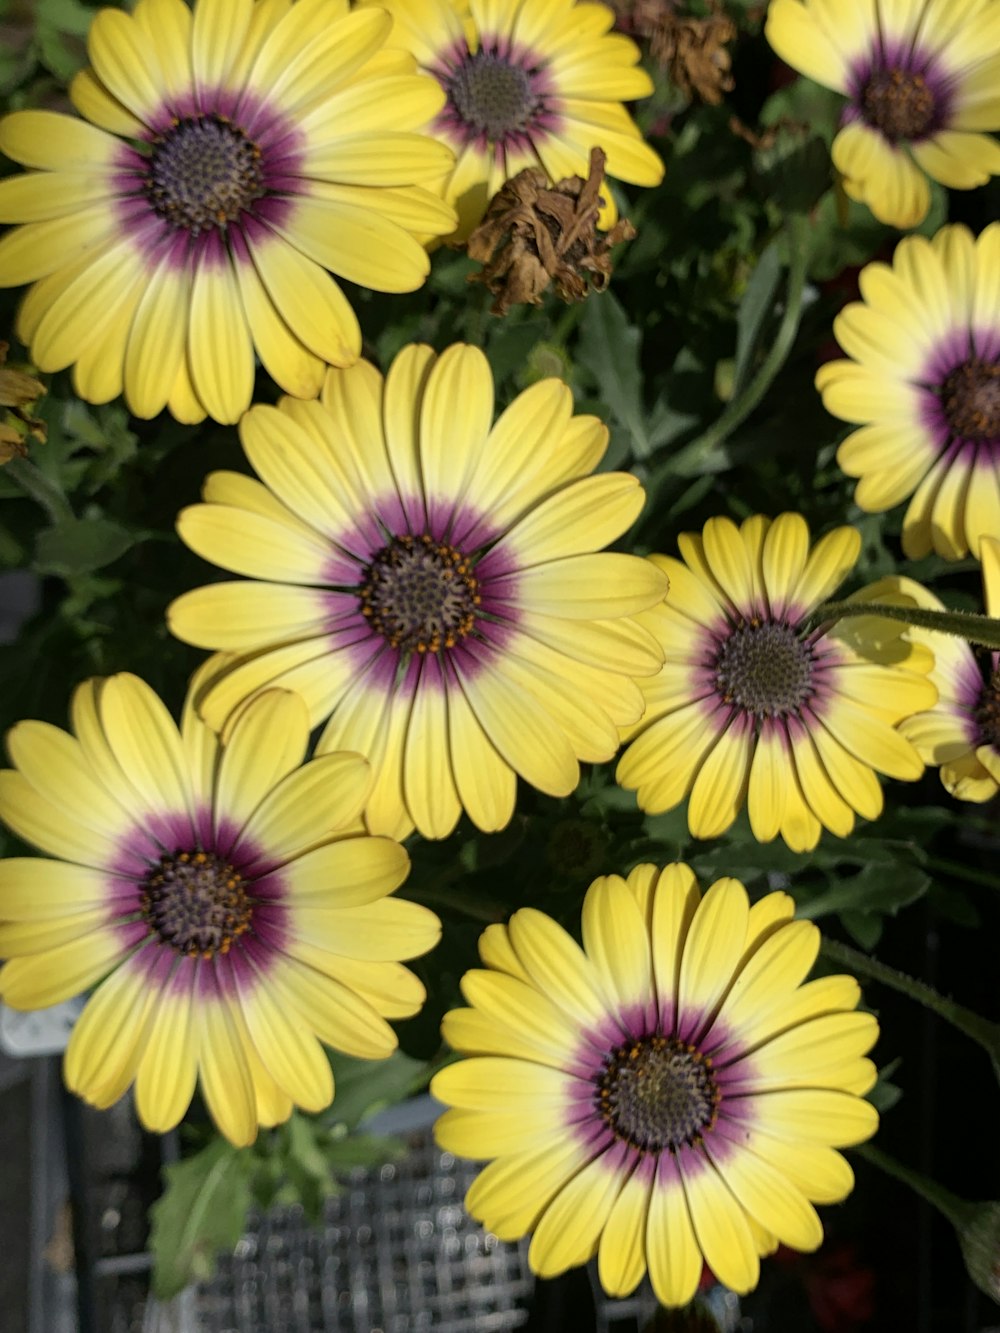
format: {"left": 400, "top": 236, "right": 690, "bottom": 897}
{"left": 715, "top": 621, "right": 813, "bottom": 717}
{"left": 860, "top": 67, "right": 936, "bottom": 141}
{"left": 977, "top": 670, "right": 1000, "bottom": 749}
{"left": 941, "top": 358, "right": 1000, "bottom": 440}
{"left": 447, "top": 52, "right": 537, "bottom": 140}
{"left": 359, "top": 534, "right": 480, "bottom": 654}
{"left": 146, "top": 116, "right": 265, "bottom": 235}
{"left": 141, "top": 850, "right": 251, "bottom": 958}
{"left": 596, "top": 1035, "right": 720, "bottom": 1153}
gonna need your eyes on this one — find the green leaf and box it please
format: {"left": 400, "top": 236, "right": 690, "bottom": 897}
{"left": 732, "top": 240, "right": 782, "bottom": 398}
{"left": 325, "top": 1132, "right": 407, "bottom": 1171}
{"left": 34, "top": 516, "right": 136, "bottom": 576}
{"left": 578, "top": 289, "right": 651, "bottom": 458}
{"left": 149, "top": 1139, "right": 253, "bottom": 1299}
{"left": 36, "top": 0, "right": 95, "bottom": 36}
{"left": 794, "top": 861, "right": 931, "bottom": 923}
{"left": 323, "top": 1049, "right": 431, "bottom": 1131}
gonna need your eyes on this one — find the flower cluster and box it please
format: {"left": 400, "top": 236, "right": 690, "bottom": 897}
{"left": 0, "top": 0, "right": 996, "bottom": 1316}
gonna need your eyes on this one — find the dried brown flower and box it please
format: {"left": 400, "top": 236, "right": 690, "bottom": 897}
{"left": 0, "top": 341, "right": 46, "bottom": 465}
{"left": 466, "top": 148, "right": 637, "bottom": 316}
{"left": 611, "top": 1, "right": 736, "bottom": 106}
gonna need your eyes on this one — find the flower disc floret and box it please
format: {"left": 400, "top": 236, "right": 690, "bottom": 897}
{"left": 0, "top": 672, "right": 440, "bottom": 1146}
{"left": 167, "top": 342, "right": 669, "bottom": 844}
{"left": 597, "top": 1035, "right": 720, "bottom": 1153}
{"left": 766, "top": 0, "right": 1000, "bottom": 228}
{"left": 714, "top": 622, "right": 814, "bottom": 717}
{"left": 616, "top": 513, "right": 936, "bottom": 850}
{"left": 145, "top": 116, "right": 265, "bottom": 234}
{"left": 432, "top": 864, "right": 879, "bottom": 1305}
{"left": 360, "top": 534, "right": 480, "bottom": 654}
{"left": 0, "top": 0, "right": 458, "bottom": 424}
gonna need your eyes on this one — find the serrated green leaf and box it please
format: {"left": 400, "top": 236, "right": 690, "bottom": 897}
{"left": 34, "top": 516, "right": 135, "bottom": 575}
{"left": 323, "top": 1050, "right": 431, "bottom": 1131}
{"left": 149, "top": 1139, "right": 253, "bottom": 1300}
{"left": 794, "top": 861, "right": 931, "bottom": 923}
{"left": 578, "top": 289, "right": 650, "bottom": 457}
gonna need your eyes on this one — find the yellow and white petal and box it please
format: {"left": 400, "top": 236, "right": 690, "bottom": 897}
{"left": 282, "top": 836, "right": 409, "bottom": 907}
{"left": 189, "top": 250, "right": 255, "bottom": 425}
{"left": 0, "top": 927, "right": 132, "bottom": 1009}
{"left": 134, "top": 969, "right": 200, "bottom": 1133}
{"left": 681, "top": 1159, "right": 759, "bottom": 1295}
{"left": 238, "top": 752, "right": 374, "bottom": 862}
{"left": 598, "top": 1165, "right": 651, "bottom": 1298}
{"left": 529, "top": 1151, "right": 627, "bottom": 1278}
{"left": 646, "top": 1159, "right": 703, "bottom": 1308}
{"left": 461, "top": 1137, "right": 589, "bottom": 1240}
{"left": 63, "top": 956, "right": 158, "bottom": 1110}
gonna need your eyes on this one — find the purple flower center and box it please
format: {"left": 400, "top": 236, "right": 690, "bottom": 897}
{"left": 715, "top": 621, "right": 814, "bottom": 717}
{"left": 941, "top": 358, "right": 1000, "bottom": 441}
{"left": 359, "top": 534, "right": 481, "bottom": 655}
{"left": 446, "top": 50, "right": 540, "bottom": 141}
{"left": 860, "top": 66, "right": 937, "bottom": 141}
{"left": 144, "top": 115, "right": 265, "bottom": 236}
{"left": 141, "top": 849, "right": 251, "bottom": 958}
{"left": 596, "top": 1034, "right": 720, "bottom": 1153}
{"left": 977, "top": 670, "right": 1000, "bottom": 749}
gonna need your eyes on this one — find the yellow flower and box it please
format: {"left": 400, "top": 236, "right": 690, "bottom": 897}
{"left": 864, "top": 539, "right": 1000, "bottom": 801}
{"left": 766, "top": 0, "right": 1000, "bottom": 229}
{"left": 616, "top": 513, "right": 937, "bottom": 850}
{"left": 370, "top": 0, "right": 664, "bottom": 241}
{"left": 167, "top": 343, "right": 669, "bottom": 842}
{"left": 818, "top": 223, "right": 1000, "bottom": 560}
{"left": 432, "top": 863, "right": 878, "bottom": 1304}
{"left": 0, "top": 671, "right": 440, "bottom": 1146}
{"left": 0, "top": 0, "right": 457, "bottom": 425}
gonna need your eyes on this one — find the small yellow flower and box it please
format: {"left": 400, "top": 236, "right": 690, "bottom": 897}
{"left": 167, "top": 342, "right": 669, "bottom": 842}
{"left": 0, "top": 671, "right": 439, "bottom": 1146}
{"left": 617, "top": 513, "right": 938, "bottom": 850}
{"left": 818, "top": 222, "right": 1000, "bottom": 560}
{"left": 766, "top": 0, "right": 1000, "bottom": 229}
{"left": 0, "top": 0, "right": 457, "bottom": 424}
{"left": 864, "top": 539, "right": 1000, "bottom": 802}
{"left": 433, "top": 863, "right": 878, "bottom": 1304}
{"left": 371, "top": 0, "right": 664, "bottom": 241}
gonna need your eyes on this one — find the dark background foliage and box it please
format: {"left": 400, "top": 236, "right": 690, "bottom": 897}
{"left": 0, "top": 0, "right": 998, "bottom": 1326}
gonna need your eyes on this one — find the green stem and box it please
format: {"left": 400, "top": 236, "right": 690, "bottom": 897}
{"left": 813, "top": 600, "right": 1000, "bottom": 650}
{"left": 856, "top": 1143, "right": 974, "bottom": 1229}
{"left": 820, "top": 937, "right": 1000, "bottom": 1057}
{"left": 406, "top": 886, "right": 503, "bottom": 924}
{"left": 651, "top": 213, "right": 809, "bottom": 483}
{"left": 5, "top": 458, "right": 73, "bottom": 524}
{"left": 923, "top": 853, "right": 1000, "bottom": 895}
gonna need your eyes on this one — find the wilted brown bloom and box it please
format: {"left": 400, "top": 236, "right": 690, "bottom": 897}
{"left": 466, "top": 148, "right": 636, "bottom": 316}
{"left": 0, "top": 341, "right": 46, "bottom": 464}
{"left": 612, "top": 1, "right": 736, "bottom": 105}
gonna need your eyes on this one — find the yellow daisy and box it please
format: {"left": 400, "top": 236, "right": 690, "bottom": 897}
{"left": 0, "top": 671, "right": 440, "bottom": 1146}
{"left": 370, "top": 0, "right": 664, "bottom": 241}
{"left": 765, "top": 0, "right": 1000, "bottom": 229}
{"left": 167, "top": 342, "right": 669, "bottom": 843}
{"left": 0, "top": 0, "right": 457, "bottom": 425}
{"left": 432, "top": 863, "right": 879, "bottom": 1304}
{"left": 863, "top": 538, "right": 1000, "bottom": 801}
{"left": 616, "top": 513, "right": 938, "bottom": 851}
{"left": 817, "top": 223, "right": 1000, "bottom": 560}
